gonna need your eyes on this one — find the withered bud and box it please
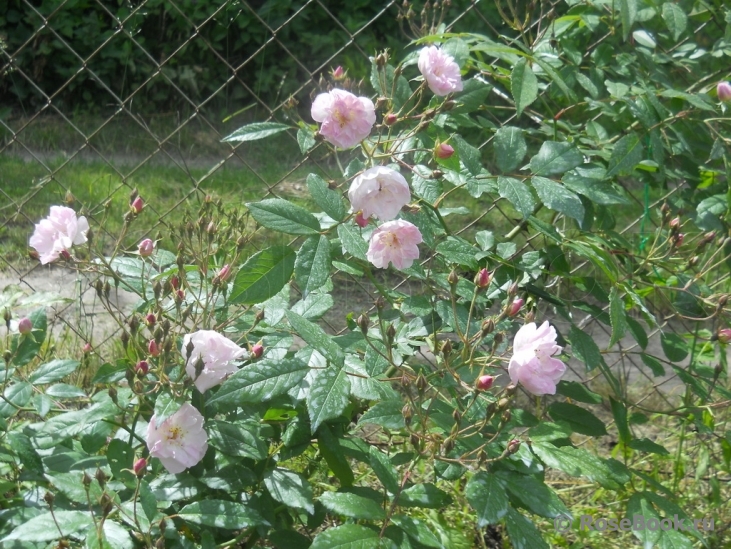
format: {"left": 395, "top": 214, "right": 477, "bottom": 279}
{"left": 452, "top": 408, "right": 462, "bottom": 424}
{"left": 493, "top": 332, "right": 504, "bottom": 345}
{"left": 441, "top": 339, "right": 452, "bottom": 356}
{"left": 153, "top": 326, "right": 163, "bottom": 343}
{"left": 44, "top": 491, "right": 55, "bottom": 506}
{"left": 431, "top": 169, "right": 444, "bottom": 179}
{"left": 65, "top": 190, "right": 75, "bottom": 204}
{"left": 120, "top": 331, "right": 130, "bottom": 349}
{"left": 163, "top": 338, "right": 173, "bottom": 354}
{"left": 485, "top": 403, "right": 496, "bottom": 417}
{"left": 155, "top": 538, "right": 165, "bottom": 549}
{"left": 357, "top": 313, "right": 370, "bottom": 334}
{"left": 108, "top": 386, "right": 118, "bottom": 404}
{"left": 481, "top": 319, "right": 495, "bottom": 336}
{"left": 133, "top": 379, "right": 145, "bottom": 394}
{"left": 158, "top": 519, "right": 167, "bottom": 533}
{"left": 128, "top": 315, "right": 139, "bottom": 334}
{"left": 185, "top": 340, "right": 195, "bottom": 359}
{"left": 714, "top": 362, "right": 724, "bottom": 376}
{"left": 376, "top": 296, "right": 386, "bottom": 310}
{"left": 375, "top": 51, "right": 388, "bottom": 67}
{"left": 95, "top": 279, "right": 104, "bottom": 297}
{"left": 687, "top": 256, "right": 699, "bottom": 268}
{"left": 206, "top": 221, "right": 216, "bottom": 235}
{"left": 497, "top": 397, "right": 510, "bottom": 410}
{"left": 386, "top": 323, "right": 397, "bottom": 343}
{"left": 162, "top": 319, "right": 171, "bottom": 334}
{"left": 505, "top": 384, "right": 517, "bottom": 396}
{"left": 100, "top": 493, "right": 113, "bottom": 517}
{"left": 416, "top": 374, "right": 428, "bottom": 392}
{"left": 194, "top": 356, "right": 205, "bottom": 378}
{"left": 95, "top": 468, "right": 107, "bottom": 488}
{"left": 402, "top": 404, "right": 412, "bottom": 425}
{"left": 501, "top": 410, "right": 512, "bottom": 423}
{"left": 255, "top": 309, "right": 266, "bottom": 323}
{"left": 441, "top": 438, "right": 455, "bottom": 454}
{"left": 718, "top": 295, "right": 728, "bottom": 308}
{"left": 410, "top": 433, "right": 420, "bottom": 449}
{"left": 103, "top": 281, "right": 111, "bottom": 299}
{"left": 82, "top": 472, "right": 93, "bottom": 486}
{"left": 442, "top": 99, "right": 456, "bottom": 111}
{"left": 448, "top": 269, "right": 460, "bottom": 285}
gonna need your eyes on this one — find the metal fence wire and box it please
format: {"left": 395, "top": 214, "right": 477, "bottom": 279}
{"left": 0, "top": 0, "right": 726, "bottom": 415}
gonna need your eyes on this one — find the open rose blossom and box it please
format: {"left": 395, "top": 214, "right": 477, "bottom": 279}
{"left": 348, "top": 166, "right": 411, "bottom": 221}
{"left": 418, "top": 45, "right": 463, "bottom": 96}
{"left": 30, "top": 206, "right": 89, "bottom": 264}
{"left": 183, "top": 330, "right": 247, "bottom": 393}
{"left": 366, "top": 220, "right": 423, "bottom": 270}
{"left": 508, "top": 321, "right": 566, "bottom": 396}
{"left": 146, "top": 403, "right": 208, "bottom": 474}
{"left": 311, "top": 89, "right": 376, "bottom": 149}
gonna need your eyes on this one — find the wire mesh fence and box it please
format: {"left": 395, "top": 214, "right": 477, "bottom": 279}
{"left": 0, "top": 0, "right": 727, "bottom": 417}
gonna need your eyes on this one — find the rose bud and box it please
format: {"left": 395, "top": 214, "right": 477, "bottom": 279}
{"left": 507, "top": 439, "right": 521, "bottom": 454}
{"left": 218, "top": 264, "right": 231, "bottom": 283}
{"left": 332, "top": 65, "right": 345, "bottom": 80}
{"left": 133, "top": 457, "right": 147, "bottom": 476}
{"left": 508, "top": 298, "right": 524, "bottom": 317}
{"left": 354, "top": 212, "right": 369, "bottom": 228}
{"left": 474, "top": 268, "right": 491, "bottom": 289}
{"left": 717, "top": 328, "right": 731, "bottom": 344}
{"left": 148, "top": 339, "right": 160, "bottom": 357}
{"left": 251, "top": 342, "right": 264, "bottom": 359}
{"left": 18, "top": 317, "right": 32, "bottom": 335}
{"left": 83, "top": 343, "right": 93, "bottom": 354}
{"left": 384, "top": 112, "right": 398, "bottom": 126}
{"left": 171, "top": 276, "right": 180, "bottom": 290}
{"left": 673, "top": 233, "right": 685, "bottom": 247}
{"left": 718, "top": 81, "right": 731, "bottom": 102}
{"left": 476, "top": 375, "right": 494, "bottom": 391}
{"left": 145, "top": 313, "right": 156, "bottom": 327}
{"left": 669, "top": 217, "right": 680, "bottom": 230}
{"left": 131, "top": 196, "right": 144, "bottom": 214}
{"left": 434, "top": 142, "right": 455, "bottom": 159}
{"left": 138, "top": 238, "right": 154, "bottom": 257}
{"left": 135, "top": 360, "right": 149, "bottom": 376}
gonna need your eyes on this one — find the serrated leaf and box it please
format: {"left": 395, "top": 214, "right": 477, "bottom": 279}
{"left": 609, "top": 287, "right": 628, "bottom": 348}
{"left": 29, "top": 359, "right": 80, "bottom": 385}
{"left": 246, "top": 198, "right": 321, "bottom": 235}
{"left": 548, "top": 402, "right": 607, "bottom": 437}
{"left": 222, "top": 122, "right": 290, "bottom": 142}
{"left": 295, "top": 236, "right": 331, "bottom": 297}
{"left": 45, "top": 383, "right": 86, "bottom": 398}
{"left": 286, "top": 310, "right": 344, "bottom": 367}
{"left": 610, "top": 397, "right": 630, "bottom": 445}
{"left": 606, "top": 133, "right": 643, "bottom": 177}
{"left": 452, "top": 135, "right": 482, "bottom": 175}
{"left": 358, "top": 400, "right": 406, "bottom": 430}
{"left": 308, "top": 365, "right": 350, "bottom": 433}
{"left": 399, "top": 483, "right": 452, "bottom": 509}
{"left": 494, "top": 126, "right": 527, "bottom": 174}
{"left": 208, "top": 420, "right": 267, "bottom": 460}
{"left": 297, "top": 127, "right": 317, "bottom": 153}
{"left": 229, "top": 246, "right": 295, "bottom": 304}
{"left": 569, "top": 325, "right": 608, "bottom": 372}
{"left": 660, "top": 332, "right": 688, "bottom": 362}
{"left": 319, "top": 491, "right": 385, "bottom": 520}
{"left": 307, "top": 173, "right": 347, "bottom": 221}
{"left": 368, "top": 446, "right": 400, "bottom": 494}
{"left": 178, "top": 500, "right": 265, "bottom": 528}
{"left": 556, "top": 381, "right": 602, "bottom": 404}
{"left": 466, "top": 472, "right": 509, "bottom": 526}
{"left": 531, "top": 176, "right": 584, "bottom": 221}
{"left": 619, "top": 0, "right": 637, "bottom": 41}
{"left": 497, "top": 471, "right": 569, "bottom": 518}
{"left": 264, "top": 468, "right": 314, "bottom": 514}
{"left": 337, "top": 223, "right": 368, "bottom": 261}
{"left": 2, "top": 510, "right": 91, "bottom": 542}
{"left": 529, "top": 142, "right": 583, "bottom": 176}
{"left": 640, "top": 353, "right": 666, "bottom": 376}
{"left": 531, "top": 442, "right": 625, "bottom": 488}
{"left": 291, "top": 292, "right": 334, "bottom": 320}
{"left": 207, "top": 358, "right": 309, "bottom": 407}
{"left": 310, "top": 524, "right": 380, "bottom": 549}
{"left": 504, "top": 507, "right": 550, "bottom": 549}
{"left": 317, "top": 424, "right": 354, "bottom": 487}
{"left": 629, "top": 438, "right": 670, "bottom": 455}
{"left": 511, "top": 58, "right": 538, "bottom": 116}
{"left": 562, "top": 173, "right": 630, "bottom": 205}
{"left": 498, "top": 176, "right": 535, "bottom": 218}
{"left": 662, "top": 2, "right": 686, "bottom": 41}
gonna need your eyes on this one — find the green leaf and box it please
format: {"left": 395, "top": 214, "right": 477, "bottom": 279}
{"left": 0, "top": 381, "right": 32, "bottom": 417}
{"left": 695, "top": 194, "right": 726, "bottom": 231}
{"left": 307, "top": 173, "right": 347, "bottom": 221}
{"left": 246, "top": 198, "right": 321, "bottom": 235}
{"left": 494, "top": 126, "right": 527, "bottom": 174}
{"left": 308, "top": 365, "right": 350, "bottom": 432}
{"left": 310, "top": 524, "right": 380, "bottom": 549}
{"left": 291, "top": 292, "right": 334, "bottom": 320}
{"left": 569, "top": 325, "right": 608, "bottom": 372}
{"left": 452, "top": 135, "right": 482, "bottom": 175}
{"left": 504, "top": 507, "right": 549, "bottom": 549}
{"left": 45, "top": 383, "right": 86, "bottom": 398}
{"left": 12, "top": 307, "right": 47, "bottom": 366}
{"left": 153, "top": 392, "right": 182, "bottom": 424}
{"left": 529, "top": 142, "right": 583, "bottom": 176}
{"left": 286, "top": 310, "right": 344, "bottom": 367}
{"left": 465, "top": 472, "right": 509, "bottom": 526}
{"left": 399, "top": 483, "right": 452, "bottom": 509}
{"left": 229, "top": 246, "right": 295, "bottom": 305}
{"left": 317, "top": 424, "right": 354, "bottom": 487}
{"left": 497, "top": 471, "right": 569, "bottom": 518}
{"left": 548, "top": 402, "right": 607, "bottom": 437}
{"left": 660, "top": 332, "right": 688, "bottom": 362}
{"left": 28, "top": 359, "right": 80, "bottom": 385}
{"left": 629, "top": 437, "right": 670, "bottom": 455}
{"left": 498, "top": 176, "right": 535, "bottom": 218}
{"left": 358, "top": 400, "right": 406, "bottom": 430}
{"left": 337, "top": 223, "right": 368, "bottom": 261}
{"left": 178, "top": 500, "right": 265, "bottom": 529}
{"left": 556, "top": 381, "right": 602, "bottom": 404}
{"left": 531, "top": 176, "right": 584, "bottom": 221}
{"left": 662, "top": 2, "right": 686, "bottom": 40}
{"left": 391, "top": 515, "right": 443, "bottom": 548}
{"left": 319, "top": 490, "right": 385, "bottom": 520}
{"left": 435, "top": 236, "right": 479, "bottom": 269}
{"left": 606, "top": 133, "right": 643, "bottom": 177}
{"left": 511, "top": 58, "right": 538, "bottom": 117}
{"left": 640, "top": 353, "right": 666, "bottom": 376}
{"left": 207, "top": 358, "right": 309, "bottom": 407}
{"left": 208, "top": 420, "right": 267, "bottom": 460}
{"left": 107, "top": 439, "right": 135, "bottom": 485}
{"left": 2, "top": 510, "right": 91, "bottom": 542}
{"left": 368, "top": 446, "right": 400, "bottom": 494}
{"left": 264, "top": 468, "right": 314, "bottom": 514}
{"left": 7, "top": 432, "right": 43, "bottom": 476}
{"left": 295, "top": 236, "right": 331, "bottom": 297}
{"left": 91, "top": 361, "right": 127, "bottom": 384}
{"left": 297, "top": 127, "right": 316, "bottom": 154}
{"left": 626, "top": 316, "right": 648, "bottom": 349}
{"left": 531, "top": 442, "right": 625, "bottom": 489}
{"left": 563, "top": 172, "right": 630, "bottom": 205}
{"left": 610, "top": 397, "right": 630, "bottom": 445}
{"left": 609, "top": 287, "right": 628, "bottom": 348}
{"left": 619, "top": 0, "right": 637, "bottom": 41}
{"left": 222, "top": 122, "right": 290, "bottom": 142}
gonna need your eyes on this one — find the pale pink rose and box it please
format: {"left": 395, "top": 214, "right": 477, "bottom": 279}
{"left": 146, "top": 403, "right": 208, "bottom": 474}
{"left": 366, "top": 220, "right": 423, "bottom": 270}
{"left": 508, "top": 321, "right": 566, "bottom": 396}
{"left": 348, "top": 166, "right": 411, "bottom": 221}
{"left": 311, "top": 89, "right": 376, "bottom": 149}
{"left": 418, "top": 46, "right": 463, "bottom": 96}
{"left": 183, "top": 330, "right": 247, "bottom": 393}
{"left": 29, "top": 206, "right": 89, "bottom": 264}
{"left": 718, "top": 81, "right": 731, "bottom": 102}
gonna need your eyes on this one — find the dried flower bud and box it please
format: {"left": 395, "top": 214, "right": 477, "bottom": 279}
{"left": 416, "top": 374, "right": 428, "bottom": 392}
{"left": 357, "top": 313, "right": 370, "bottom": 333}
{"left": 133, "top": 458, "right": 147, "bottom": 476}
{"left": 508, "top": 298, "right": 524, "bottom": 317}
{"left": 448, "top": 269, "right": 460, "bottom": 285}
{"left": 718, "top": 295, "right": 728, "bottom": 308}
{"left": 505, "top": 384, "right": 517, "bottom": 396}
{"left": 355, "top": 212, "right": 369, "bottom": 228}
{"left": 476, "top": 375, "right": 494, "bottom": 391}
{"left": 507, "top": 439, "right": 521, "bottom": 454}
{"left": 442, "top": 99, "right": 456, "bottom": 111}
{"left": 82, "top": 472, "right": 92, "bottom": 486}
{"left": 493, "top": 332, "right": 504, "bottom": 345}
{"left": 441, "top": 339, "right": 452, "bottom": 356}
{"left": 376, "top": 296, "right": 386, "bottom": 310}
{"left": 410, "top": 433, "right": 420, "bottom": 449}
{"left": 375, "top": 52, "right": 388, "bottom": 67}
{"left": 441, "top": 438, "right": 455, "bottom": 454}
{"left": 194, "top": 356, "right": 205, "bottom": 378}
{"left": 95, "top": 468, "right": 107, "bottom": 488}
{"left": 131, "top": 196, "right": 144, "bottom": 214}
{"left": 672, "top": 233, "right": 685, "bottom": 247}
{"left": 384, "top": 112, "right": 398, "bottom": 126}
{"left": 44, "top": 492, "right": 55, "bottom": 506}
{"left": 138, "top": 238, "right": 154, "bottom": 257}
{"left": 718, "top": 81, "right": 731, "bottom": 102}
{"left": 474, "top": 268, "right": 491, "bottom": 288}
{"left": 108, "top": 386, "right": 118, "bottom": 404}
{"left": 700, "top": 231, "right": 716, "bottom": 247}
{"left": 452, "top": 408, "right": 461, "bottom": 424}
{"left": 481, "top": 318, "right": 495, "bottom": 335}
{"left": 120, "top": 331, "right": 130, "bottom": 349}
{"left": 431, "top": 169, "right": 443, "bottom": 179}
{"left": 497, "top": 397, "right": 510, "bottom": 410}
{"left": 128, "top": 315, "right": 139, "bottom": 334}
{"left": 386, "top": 323, "right": 396, "bottom": 343}
{"left": 135, "top": 360, "right": 149, "bottom": 376}
{"left": 434, "top": 142, "right": 455, "bottom": 159}
{"left": 402, "top": 404, "right": 412, "bottom": 425}
{"left": 171, "top": 276, "right": 180, "bottom": 291}
{"left": 148, "top": 339, "right": 160, "bottom": 357}
{"left": 18, "top": 317, "right": 32, "bottom": 335}
{"left": 501, "top": 410, "right": 512, "bottom": 423}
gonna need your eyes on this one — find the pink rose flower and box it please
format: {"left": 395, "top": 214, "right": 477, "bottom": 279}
{"left": 183, "top": 330, "right": 247, "bottom": 393}
{"left": 138, "top": 238, "right": 154, "bottom": 257}
{"left": 508, "top": 321, "right": 566, "bottom": 396}
{"left": 366, "top": 220, "right": 423, "bottom": 270}
{"left": 348, "top": 166, "right": 411, "bottom": 221}
{"left": 29, "top": 206, "right": 89, "bottom": 264}
{"left": 311, "top": 89, "right": 376, "bottom": 149}
{"left": 146, "top": 403, "right": 208, "bottom": 474}
{"left": 18, "top": 317, "right": 33, "bottom": 335}
{"left": 717, "top": 81, "right": 731, "bottom": 102}
{"left": 417, "top": 46, "right": 463, "bottom": 96}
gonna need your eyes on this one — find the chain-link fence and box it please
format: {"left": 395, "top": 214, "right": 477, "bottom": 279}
{"left": 1, "top": 0, "right": 727, "bottom": 418}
